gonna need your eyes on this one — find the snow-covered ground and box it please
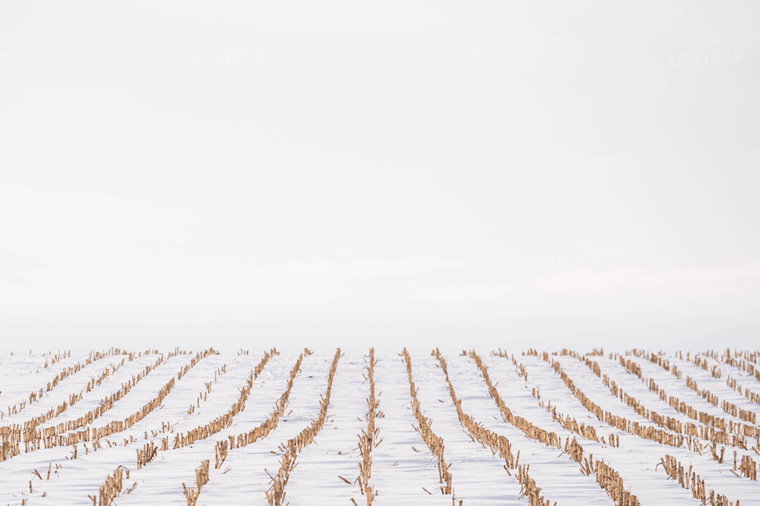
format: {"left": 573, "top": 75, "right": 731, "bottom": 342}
{"left": 1, "top": 349, "right": 758, "bottom": 505}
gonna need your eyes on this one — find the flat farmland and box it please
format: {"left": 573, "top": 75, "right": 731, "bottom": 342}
{"left": 1, "top": 348, "right": 758, "bottom": 505}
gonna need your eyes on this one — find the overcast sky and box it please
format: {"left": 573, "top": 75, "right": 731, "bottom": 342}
{"left": 1, "top": 1, "right": 759, "bottom": 352}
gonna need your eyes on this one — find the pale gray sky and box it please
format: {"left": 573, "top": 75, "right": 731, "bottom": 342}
{"left": 1, "top": 1, "right": 759, "bottom": 352}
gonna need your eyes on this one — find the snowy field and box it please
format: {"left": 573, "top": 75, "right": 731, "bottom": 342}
{"left": 1, "top": 348, "right": 759, "bottom": 505}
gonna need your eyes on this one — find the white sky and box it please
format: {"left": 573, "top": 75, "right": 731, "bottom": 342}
{"left": 1, "top": 1, "right": 759, "bottom": 352}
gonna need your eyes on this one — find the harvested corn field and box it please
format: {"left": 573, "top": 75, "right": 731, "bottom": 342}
{"left": 1, "top": 348, "right": 759, "bottom": 505}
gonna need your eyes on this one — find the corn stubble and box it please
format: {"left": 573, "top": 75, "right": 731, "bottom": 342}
{"left": 3, "top": 347, "right": 756, "bottom": 505}
{"left": 468, "top": 350, "right": 638, "bottom": 505}
{"left": 265, "top": 349, "right": 342, "bottom": 506}
{"left": 356, "top": 348, "right": 381, "bottom": 504}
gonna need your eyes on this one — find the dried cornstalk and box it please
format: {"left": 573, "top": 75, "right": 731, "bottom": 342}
{"left": 89, "top": 465, "right": 128, "bottom": 506}
{"left": 658, "top": 454, "right": 739, "bottom": 505}
{"left": 357, "top": 348, "right": 380, "bottom": 504}
{"left": 182, "top": 459, "right": 210, "bottom": 506}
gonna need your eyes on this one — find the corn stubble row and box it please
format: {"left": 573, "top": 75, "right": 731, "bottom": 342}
{"left": 684, "top": 349, "right": 760, "bottom": 382}
{"left": 356, "top": 348, "right": 381, "bottom": 504}
{"left": 658, "top": 454, "right": 739, "bottom": 505}
{"left": 42, "top": 350, "right": 70, "bottom": 368}
{"left": 187, "top": 364, "right": 227, "bottom": 415}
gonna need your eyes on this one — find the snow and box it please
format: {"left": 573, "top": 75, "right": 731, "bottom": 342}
{"left": 1, "top": 349, "right": 758, "bottom": 505}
